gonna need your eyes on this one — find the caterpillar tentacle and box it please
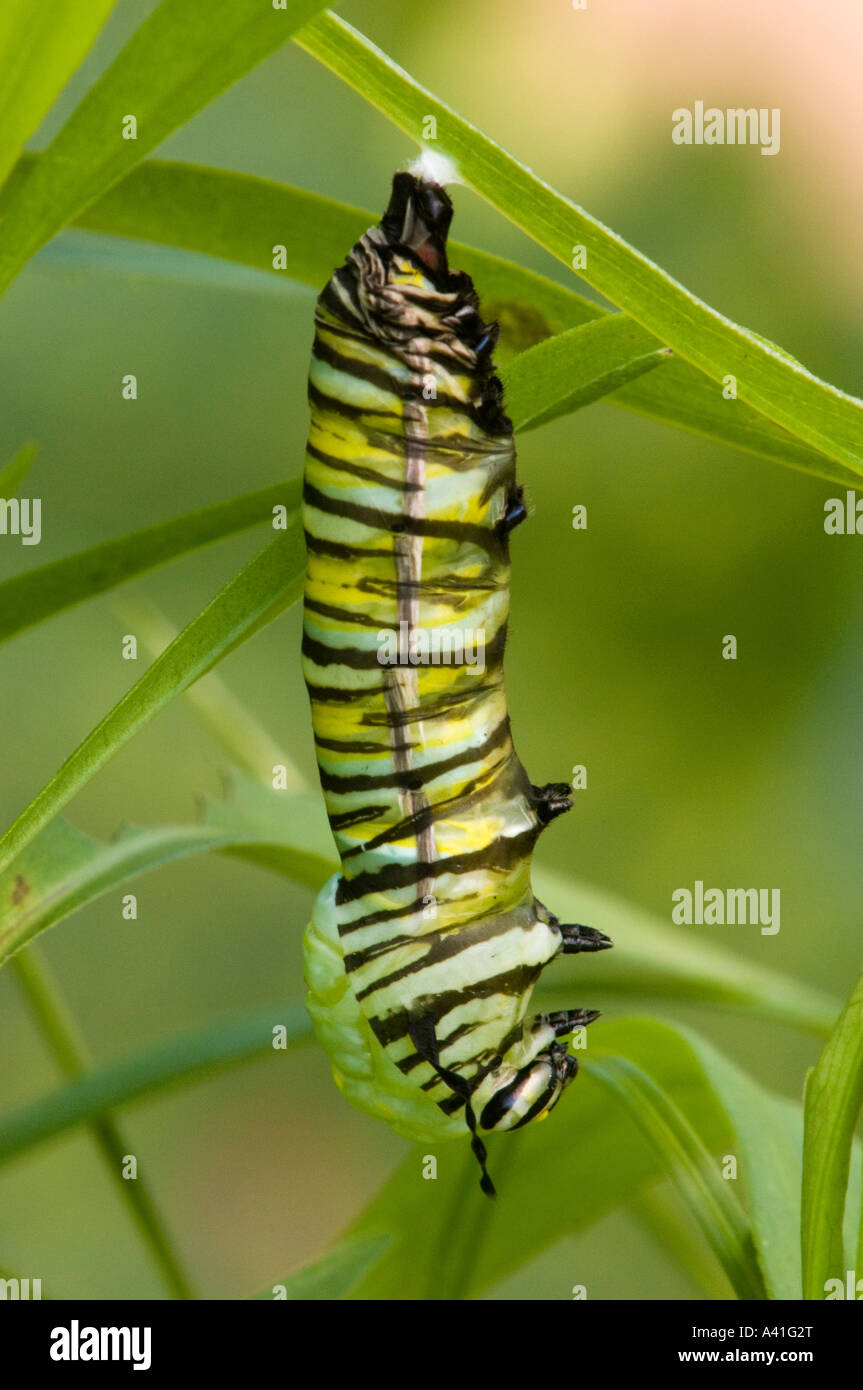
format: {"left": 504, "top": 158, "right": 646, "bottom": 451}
{"left": 301, "top": 169, "right": 611, "bottom": 1192}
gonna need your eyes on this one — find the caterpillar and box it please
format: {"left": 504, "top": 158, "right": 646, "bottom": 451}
{"left": 301, "top": 161, "right": 611, "bottom": 1195}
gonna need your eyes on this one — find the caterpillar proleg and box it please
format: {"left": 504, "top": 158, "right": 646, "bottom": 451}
{"left": 301, "top": 168, "right": 611, "bottom": 1194}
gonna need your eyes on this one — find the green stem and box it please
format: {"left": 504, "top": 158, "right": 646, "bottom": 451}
{"left": 589, "top": 1055, "right": 766, "bottom": 1301}
{"left": 453, "top": 1142, "right": 515, "bottom": 1300}
{"left": 857, "top": 1154, "right": 863, "bottom": 1279}
{"left": 10, "top": 946, "right": 195, "bottom": 1300}
{"left": 801, "top": 967, "right": 863, "bottom": 1298}
{"left": 429, "top": 1140, "right": 515, "bottom": 1300}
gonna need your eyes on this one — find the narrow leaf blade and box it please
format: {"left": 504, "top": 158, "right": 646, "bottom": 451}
{"left": 1, "top": 777, "right": 836, "bottom": 1048}
{"left": 0, "top": 523, "right": 305, "bottom": 882}
{"left": 345, "top": 1017, "right": 734, "bottom": 1299}
{"left": 0, "top": 1, "right": 117, "bottom": 189}
{"left": 802, "top": 968, "right": 863, "bottom": 1298}
{"left": 113, "top": 594, "right": 304, "bottom": 788}
{"left": 588, "top": 1053, "right": 765, "bottom": 1299}
{"left": 252, "top": 1234, "right": 391, "bottom": 1301}
{"left": 297, "top": 13, "right": 863, "bottom": 473}
{"left": 0, "top": 1005, "right": 312, "bottom": 1166}
{"left": 502, "top": 315, "right": 671, "bottom": 431}
{"left": 9, "top": 155, "right": 849, "bottom": 483}
{"left": 533, "top": 865, "right": 838, "bottom": 1039}
{"left": 0, "top": 441, "right": 38, "bottom": 497}
{"left": 0, "top": 480, "right": 295, "bottom": 647}
{"left": 0, "top": 0, "right": 328, "bottom": 298}
{"left": 665, "top": 1026, "right": 805, "bottom": 1299}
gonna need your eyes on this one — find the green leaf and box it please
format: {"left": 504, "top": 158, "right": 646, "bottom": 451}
{"left": 1, "top": 776, "right": 835, "bottom": 1049}
{"left": 112, "top": 593, "right": 305, "bottom": 789}
{"left": 588, "top": 1054, "right": 765, "bottom": 1299}
{"left": 859, "top": 1163, "right": 863, "bottom": 1284}
{"left": 0, "top": 0, "right": 329, "bottom": 299}
{"left": 0, "top": 524, "right": 305, "bottom": 886}
{"left": 630, "top": 1184, "right": 735, "bottom": 1299}
{"left": 533, "top": 865, "right": 837, "bottom": 1038}
{"left": 502, "top": 316, "right": 671, "bottom": 431}
{"left": 0, "top": 1004, "right": 312, "bottom": 1167}
{"left": 0, "top": 481, "right": 295, "bottom": 647}
{"left": 682, "top": 1028, "right": 804, "bottom": 1299}
{"left": 0, "top": 155, "right": 600, "bottom": 337}
{"left": 156, "top": 779, "right": 845, "bottom": 1041}
{"left": 11, "top": 155, "right": 849, "bottom": 484}
{"left": 802, "top": 968, "right": 863, "bottom": 1299}
{"left": 345, "top": 1015, "right": 823, "bottom": 1300}
{"left": 252, "top": 1234, "right": 391, "bottom": 1300}
{"left": 32, "top": 229, "right": 307, "bottom": 299}
{"left": 10, "top": 943, "right": 195, "bottom": 1299}
{"left": 614, "top": 366, "right": 863, "bottom": 491}
{"left": 345, "top": 1017, "right": 735, "bottom": 1299}
{"left": 0, "top": 1, "right": 117, "bottom": 190}
{"left": 202, "top": 774, "right": 334, "bottom": 889}
{"left": 0, "top": 441, "right": 38, "bottom": 497}
{"left": 297, "top": 13, "right": 863, "bottom": 474}
{"left": 0, "top": 817, "right": 225, "bottom": 966}
{"left": 0, "top": 778, "right": 333, "bottom": 969}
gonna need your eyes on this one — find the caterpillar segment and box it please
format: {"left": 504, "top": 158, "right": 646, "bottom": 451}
{"left": 301, "top": 169, "right": 612, "bottom": 1192}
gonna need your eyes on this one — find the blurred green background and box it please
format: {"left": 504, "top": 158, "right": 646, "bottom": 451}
{"left": 1, "top": 0, "right": 861, "bottom": 1298}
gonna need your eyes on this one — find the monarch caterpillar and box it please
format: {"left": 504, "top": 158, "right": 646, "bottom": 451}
{"left": 301, "top": 160, "right": 611, "bottom": 1194}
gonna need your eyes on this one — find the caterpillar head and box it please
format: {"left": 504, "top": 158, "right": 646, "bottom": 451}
{"left": 477, "top": 1044, "right": 578, "bottom": 1133}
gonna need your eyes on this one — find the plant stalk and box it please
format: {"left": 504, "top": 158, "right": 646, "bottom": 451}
{"left": 10, "top": 945, "right": 195, "bottom": 1300}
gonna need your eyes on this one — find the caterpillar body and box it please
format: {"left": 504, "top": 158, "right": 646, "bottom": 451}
{"left": 301, "top": 168, "right": 611, "bottom": 1193}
